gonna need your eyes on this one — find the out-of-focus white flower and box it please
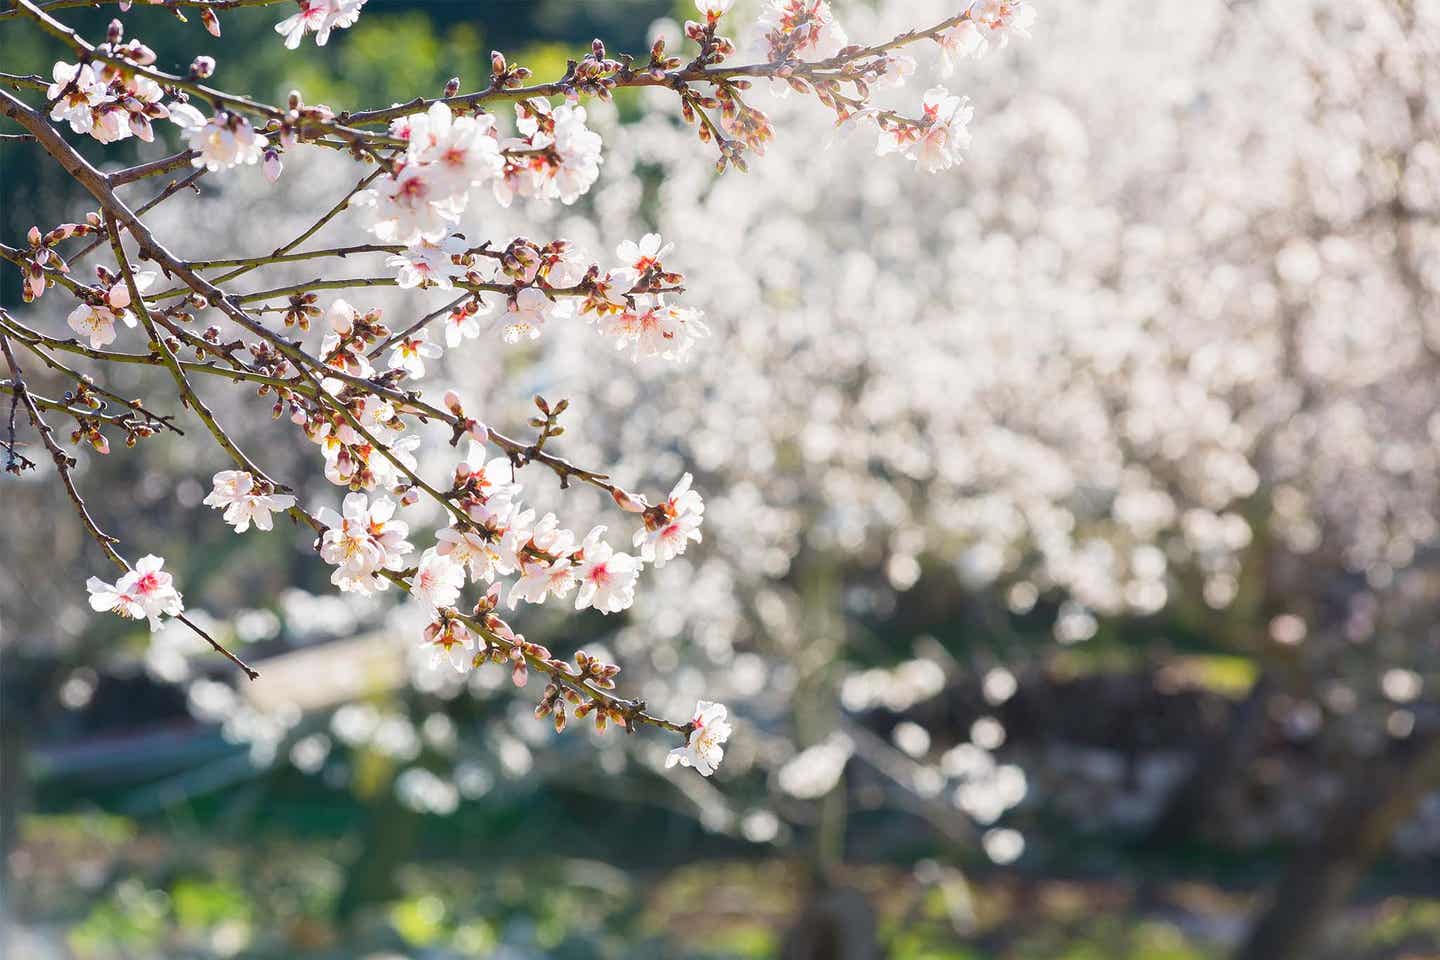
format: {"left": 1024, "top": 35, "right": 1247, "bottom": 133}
{"left": 876, "top": 53, "right": 917, "bottom": 87}
{"left": 666, "top": 700, "right": 732, "bottom": 776}
{"left": 275, "top": 0, "right": 365, "bottom": 49}
{"left": 696, "top": 0, "right": 734, "bottom": 20}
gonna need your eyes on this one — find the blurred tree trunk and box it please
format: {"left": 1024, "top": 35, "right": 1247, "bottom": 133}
{"left": 1233, "top": 731, "right": 1440, "bottom": 960}
{"left": 0, "top": 648, "right": 40, "bottom": 956}
{"left": 780, "top": 558, "right": 882, "bottom": 960}
{"left": 334, "top": 768, "right": 421, "bottom": 927}
{"left": 1142, "top": 673, "right": 1275, "bottom": 848}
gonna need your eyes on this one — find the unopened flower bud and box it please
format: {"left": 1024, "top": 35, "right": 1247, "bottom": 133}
{"left": 610, "top": 487, "right": 648, "bottom": 513}
{"left": 107, "top": 18, "right": 123, "bottom": 44}
{"left": 189, "top": 55, "right": 215, "bottom": 79}
{"left": 444, "top": 76, "right": 461, "bottom": 97}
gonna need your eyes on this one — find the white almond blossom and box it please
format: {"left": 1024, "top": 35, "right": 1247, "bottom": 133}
{"left": 615, "top": 233, "right": 673, "bottom": 274}
{"left": 757, "top": 0, "right": 849, "bottom": 62}
{"left": 498, "top": 286, "right": 558, "bottom": 343}
{"left": 405, "top": 103, "right": 503, "bottom": 204}
{"left": 413, "top": 549, "right": 465, "bottom": 610}
{"left": 359, "top": 164, "right": 456, "bottom": 244}
{"left": 388, "top": 234, "right": 467, "bottom": 289}
{"left": 508, "top": 557, "right": 577, "bottom": 608}
{"left": 666, "top": 701, "right": 732, "bottom": 777}
{"left": 202, "top": 470, "right": 296, "bottom": 533}
{"left": 634, "top": 473, "right": 706, "bottom": 566}
{"left": 697, "top": 0, "right": 735, "bottom": 20}
{"left": 549, "top": 103, "right": 605, "bottom": 205}
{"left": 86, "top": 555, "right": 184, "bottom": 632}
{"left": 422, "top": 615, "right": 475, "bottom": 673}
{"left": 317, "top": 493, "right": 414, "bottom": 594}
{"left": 573, "top": 527, "right": 641, "bottom": 613}
{"left": 47, "top": 62, "right": 111, "bottom": 134}
{"left": 170, "top": 107, "right": 269, "bottom": 171}
{"left": 388, "top": 330, "right": 443, "bottom": 379}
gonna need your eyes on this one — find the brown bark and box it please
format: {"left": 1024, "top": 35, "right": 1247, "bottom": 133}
{"left": 1233, "top": 731, "right": 1440, "bottom": 960}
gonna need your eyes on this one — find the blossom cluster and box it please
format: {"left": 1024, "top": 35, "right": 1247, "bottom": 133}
{"left": 9, "top": 0, "right": 1046, "bottom": 783}
{"left": 46, "top": 25, "right": 178, "bottom": 144}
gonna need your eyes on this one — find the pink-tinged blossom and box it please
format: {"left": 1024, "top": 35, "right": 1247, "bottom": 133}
{"left": 405, "top": 103, "right": 503, "bottom": 204}
{"left": 389, "top": 234, "right": 467, "bottom": 289}
{"left": 498, "top": 286, "right": 557, "bottom": 343}
{"left": 66, "top": 270, "right": 153, "bottom": 348}
{"left": 666, "top": 701, "right": 732, "bottom": 776}
{"left": 275, "top": 0, "right": 365, "bottom": 49}
{"left": 436, "top": 521, "right": 512, "bottom": 583}
{"left": 596, "top": 296, "right": 710, "bottom": 362}
{"left": 757, "top": 0, "right": 849, "bottom": 62}
{"left": 86, "top": 555, "right": 184, "bottom": 632}
{"left": 934, "top": 21, "right": 985, "bottom": 74}
{"left": 422, "top": 615, "right": 474, "bottom": 673}
{"left": 359, "top": 164, "right": 456, "bottom": 244}
{"left": 388, "top": 330, "right": 443, "bottom": 379}
{"left": 508, "top": 557, "right": 578, "bottom": 608}
{"left": 413, "top": 549, "right": 465, "bottom": 610}
{"left": 317, "top": 492, "right": 414, "bottom": 594}
{"left": 634, "top": 472, "right": 705, "bottom": 566}
{"left": 877, "top": 53, "right": 917, "bottom": 87}
{"left": 458, "top": 448, "right": 522, "bottom": 505}
{"left": 877, "top": 87, "right": 974, "bottom": 173}
{"left": 573, "top": 526, "right": 640, "bottom": 613}
{"left": 498, "top": 100, "right": 606, "bottom": 206}
{"left": 969, "top": 0, "right": 1037, "bottom": 55}
{"left": 203, "top": 470, "right": 296, "bottom": 532}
